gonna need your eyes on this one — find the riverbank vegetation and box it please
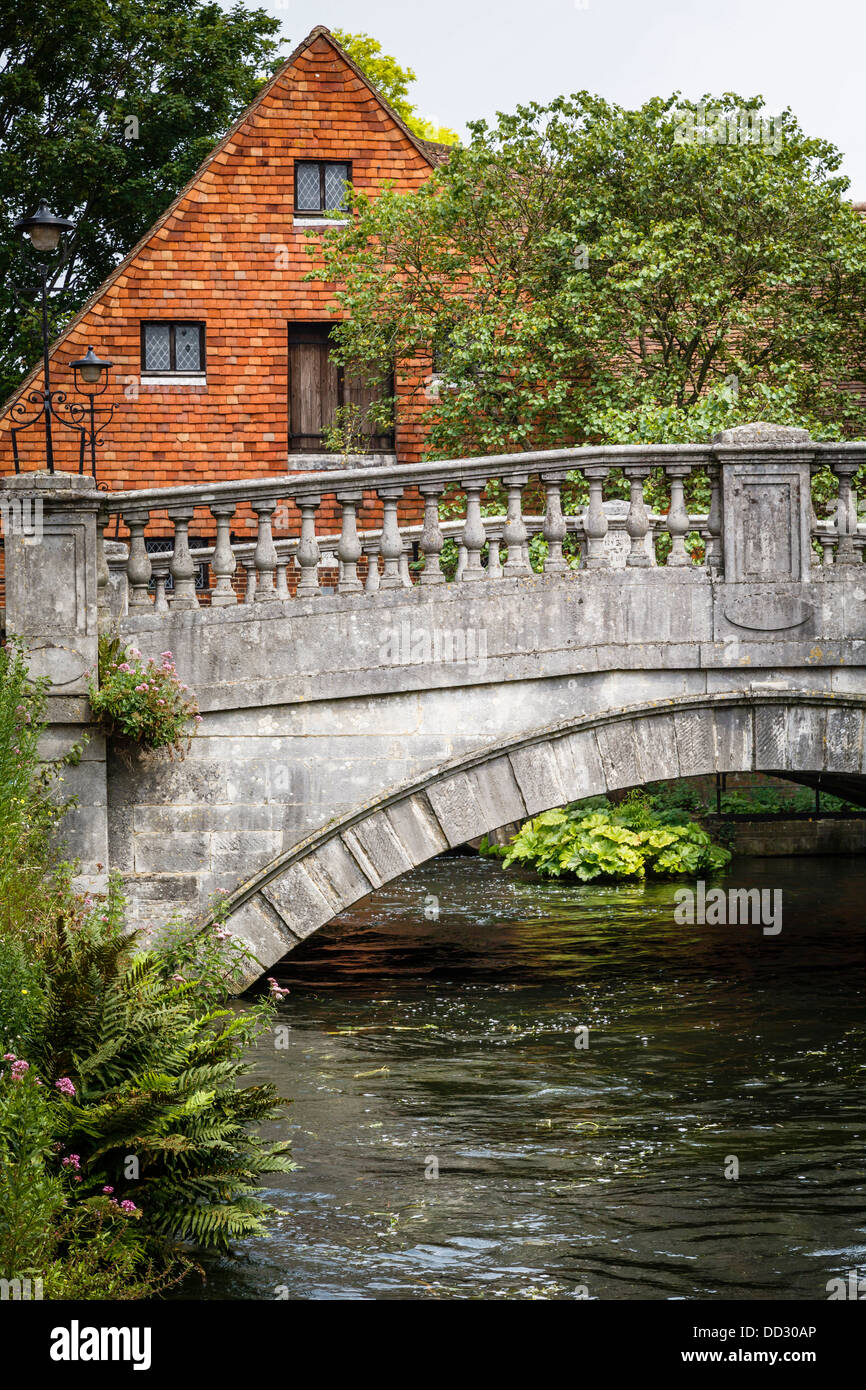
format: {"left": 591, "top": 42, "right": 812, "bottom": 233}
{"left": 0, "top": 641, "right": 292, "bottom": 1298}
{"left": 483, "top": 791, "right": 732, "bottom": 882}
{"left": 646, "top": 777, "right": 857, "bottom": 817}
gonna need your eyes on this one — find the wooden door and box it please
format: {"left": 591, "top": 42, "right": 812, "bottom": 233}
{"left": 287, "top": 323, "right": 394, "bottom": 453}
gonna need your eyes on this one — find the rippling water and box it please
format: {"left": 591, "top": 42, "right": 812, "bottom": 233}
{"left": 187, "top": 854, "right": 866, "bottom": 1301}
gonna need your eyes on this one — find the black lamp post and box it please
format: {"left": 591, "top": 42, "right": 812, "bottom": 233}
{"left": 10, "top": 200, "right": 113, "bottom": 478}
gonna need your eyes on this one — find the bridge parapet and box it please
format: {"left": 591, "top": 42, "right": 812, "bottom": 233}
{"left": 85, "top": 426, "right": 866, "bottom": 618}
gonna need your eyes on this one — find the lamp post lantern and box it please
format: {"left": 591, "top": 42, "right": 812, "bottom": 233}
{"left": 69, "top": 346, "right": 115, "bottom": 478}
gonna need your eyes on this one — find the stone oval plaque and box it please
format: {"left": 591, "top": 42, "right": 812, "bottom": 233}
{"left": 24, "top": 642, "right": 90, "bottom": 688}
{"left": 722, "top": 594, "right": 813, "bottom": 631}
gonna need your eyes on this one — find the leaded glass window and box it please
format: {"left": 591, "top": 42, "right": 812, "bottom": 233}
{"left": 142, "top": 322, "right": 205, "bottom": 374}
{"left": 294, "top": 161, "right": 351, "bottom": 216}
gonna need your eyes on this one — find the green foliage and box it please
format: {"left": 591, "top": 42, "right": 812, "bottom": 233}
{"left": 0, "top": 936, "right": 45, "bottom": 1054}
{"left": 31, "top": 887, "right": 294, "bottom": 1251}
{"left": 322, "top": 397, "right": 395, "bottom": 458}
{"left": 0, "top": 640, "right": 80, "bottom": 940}
{"left": 315, "top": 92, "right": 866, "bottom": 460}
{"left": 0, "top": 0, "right": 284, "bottom": 399}
{"left": 88, "top": 636, "right": 200, "bottom": 753}
{"left": 0, "top": 1065, "right": 63, "bottom": 1279}
{"left": 646, "top": 777, "right": 855, "bottom": 815}
{"left": 0, "top": 1057, "right": 188, "bottom": 1297}
{"left": 332, "top": 30, "right": 459, "bottom": 145}
{"left": 500, "top": 791, "right": 732, "bottom": 882}
{"left": 0, "top": 638, "right": 295, "bottom": 1294}
{"left": 38, "top": 1202, "right": 189, "bottom": 1300}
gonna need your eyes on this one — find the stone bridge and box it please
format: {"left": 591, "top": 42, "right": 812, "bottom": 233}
{"left": 3, "top": 423, "right": 866, "bottom": 984}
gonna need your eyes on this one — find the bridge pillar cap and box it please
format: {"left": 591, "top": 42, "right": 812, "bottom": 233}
{"left": 1, "top": 470, "right": 98, "bottom": 495}
{"left": 712, "top": 422, "right": 812, "bottom": 445}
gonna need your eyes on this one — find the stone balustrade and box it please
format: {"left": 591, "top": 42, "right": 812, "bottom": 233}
{"left": 91, "top": 430, "right": 866, "bottom": 617}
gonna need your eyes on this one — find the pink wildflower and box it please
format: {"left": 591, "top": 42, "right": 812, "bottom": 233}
{"left": 54, "top": 1076, "right": 76, "bottom": 1098}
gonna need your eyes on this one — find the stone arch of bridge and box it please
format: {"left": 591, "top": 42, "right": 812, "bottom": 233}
{"left": 220, "top": 690, "right": 866, "bottom": 983}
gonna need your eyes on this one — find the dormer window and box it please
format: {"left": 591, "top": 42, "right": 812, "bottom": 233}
{"left": 294, "top": 161, "right": 352, "bottom": 218}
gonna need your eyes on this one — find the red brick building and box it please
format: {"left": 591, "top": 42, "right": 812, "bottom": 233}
{"left": 0, "top": 26, "right": 447, "bottom": 506}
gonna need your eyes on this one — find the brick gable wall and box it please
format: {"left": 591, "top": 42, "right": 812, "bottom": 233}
{"left": 0, "top": 30, "right": 438, "bottom": 535}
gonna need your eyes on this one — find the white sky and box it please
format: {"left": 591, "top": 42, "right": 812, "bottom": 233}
{"left": 264, "top": 0, "right": 866, "bottom": 196}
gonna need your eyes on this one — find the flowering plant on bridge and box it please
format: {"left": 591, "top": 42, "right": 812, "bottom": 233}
{"left": 89, "top": 636, "right": 201, "bottom": 755}
{"left": 496, "top": 793, "right": 731, "bottom": 882}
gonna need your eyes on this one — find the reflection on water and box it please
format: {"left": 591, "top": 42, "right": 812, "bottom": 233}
{"left": 186, "top": 855, "right": 866, "bottom": 1300}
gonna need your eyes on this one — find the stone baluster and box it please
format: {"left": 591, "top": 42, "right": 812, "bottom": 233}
{"left": 821, "top": 532, "right": 836, "bottom": 566}
{"left": 456, "top": 542, "right": 468, "bottom": 581}
{"left": 704, "top": 463, "right": 722, "bottom": 571}
{"left": 378, "top": 486, "right": 404, "bottom": 588}
{"left": 95, "top": 505, "right": 111, "bottom": 629}
{"left": 419, "top": 483, "right": 445, "bottom": 586}
{"left": 241, "top": 556, "right": 257, "bottom": 603}
{"left": 210, "top": 502, "right": 238, "bottom": 606}
{"left": 363, "top": 541, "right": 381, "bottom": 592}
{"left": 460, "top": 480, "right": 486, "bottom": 581}
{"left": 336, "top": 491, "right": 363, "bottom": 594}
{"left": 486, "top": 526, "right": 504, "bottom": 580}
{"left": 663, "top": 465, "right": 692, "bottom": 567}
{"left": 808, "top": 464, "right": 823, "bottom": 567}
{"left": 399, "top": 542, "right": 412, "bottom": 588}
{"left": 251, "top": 498, "right": 279, "bottom": 601}
{"left": 833, "top": 460, "right": 859, "bottom": 565}
{"left": 582, "top": 467, "right": 609, "bottom": 569}
{"left": 151, "top": 558, "right": 171, "bottom": 612}
{"left": 541, "top": 476, "right": 567, "bottom": 574}
{"left": 623, "top": 467, "right": 651, "bottom": 568}
{"left": 502, "top": 474, "right": 530, "bottom": 576}
{"left": 296, "top": 495, "right": 321, "bottom": 594}
{"left": 123, "top": 510, "right": 153, "bottom": 611}
{"left": 275, "top": 556, "right": 290, "bottom": 600}
{"left": 166, "top": 506, "right": 199, "bottom": 608}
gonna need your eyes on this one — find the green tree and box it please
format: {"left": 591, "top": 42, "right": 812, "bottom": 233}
{"left": 0, "top": 0, "right": 284, "bottom": 399}
{"left": 315, "top": 92, "right": 866, "bottom": 458}
{"left": 332, "top": 29, "right": 459, "bottom": 147}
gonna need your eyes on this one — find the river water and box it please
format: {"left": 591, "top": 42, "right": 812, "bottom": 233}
{"left": 190, "top": 854, "right": 865, "bottom": 1301}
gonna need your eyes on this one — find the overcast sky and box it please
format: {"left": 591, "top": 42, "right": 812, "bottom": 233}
{"left": 264, "top": 0, "right": 866, "bottom": 197}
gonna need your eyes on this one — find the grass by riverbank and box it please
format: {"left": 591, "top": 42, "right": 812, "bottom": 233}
{"left": 0, "top": 641, "right": 293, "bottom": 1298}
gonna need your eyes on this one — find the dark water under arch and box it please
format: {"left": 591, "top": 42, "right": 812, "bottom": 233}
{"left": 183, "top": 853, "right": 866, "bottom": 1301}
